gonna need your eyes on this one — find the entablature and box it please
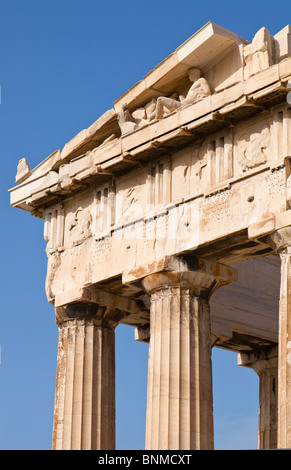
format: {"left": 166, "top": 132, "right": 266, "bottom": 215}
{"left": 9, "top": 78, "right": 290, "bottom": 215}
{"left": 9, "top": 23, "right": 291, "bottom": 217}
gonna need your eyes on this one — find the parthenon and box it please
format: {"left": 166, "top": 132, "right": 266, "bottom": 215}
{"left": 9, "top": 21, "right": 291, "bottom": 450}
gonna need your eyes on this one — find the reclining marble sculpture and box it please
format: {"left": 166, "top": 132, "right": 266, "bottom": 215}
{"left": 117, "top": 68, "right": 211, "bottom": 135}
{"left": 117, "top": 103, "right": 139, "bottom": 134}
{"left": 155, "top": 67, "right": 211, "bottom": 119}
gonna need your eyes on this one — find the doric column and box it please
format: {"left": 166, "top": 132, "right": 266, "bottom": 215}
{"left": 52, "top": 302, "right": 122, "bottom": 450}
{"left": 238, "top": 346, "right": 278, "bottom": 449}
{"left": 142, "top": 258, "right": 237, "bottom": 450}
{"left": 268, "top": 227, "right": 291, "bottom": 448}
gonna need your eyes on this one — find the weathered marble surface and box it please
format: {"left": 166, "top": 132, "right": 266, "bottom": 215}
{"left": 9, "top": 22, "right": 291, "bottom": 450}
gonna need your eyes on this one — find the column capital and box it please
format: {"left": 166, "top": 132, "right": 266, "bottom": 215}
{"left": 141, "top": 256, "right": 237, "bottom": 299}
{"left": 55, "top": 301, "right": 124, "bottom": 329}
{"left": 238, "top": 346, "right": 278, "bottom": 376}
{"left": 267, "top": 227, "right": 291, "bottom": 254}
{"left": 54, "top": 286, "right": 147, "bottom": 328}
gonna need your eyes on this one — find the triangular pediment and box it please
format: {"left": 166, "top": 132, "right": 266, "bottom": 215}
{"left": 114, "top": 21, "right": 247, "bottom": 113}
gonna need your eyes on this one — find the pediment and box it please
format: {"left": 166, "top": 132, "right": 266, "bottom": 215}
{"left": 113, "top": 22, "right": 247, "bottom": 113}
{"left": 10, "top": 22, "right": 291, "bottom": 213}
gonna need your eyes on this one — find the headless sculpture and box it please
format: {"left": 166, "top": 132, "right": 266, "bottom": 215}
{"left": 117, "top": 68, "right": 211, "bottom": 135}
{"left": 155, "top": 68, "right": 211, "bottom": 119}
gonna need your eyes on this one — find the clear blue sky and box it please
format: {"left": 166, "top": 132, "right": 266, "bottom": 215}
{"left": 0, "top": 0, "right": 288, "bottom": 450}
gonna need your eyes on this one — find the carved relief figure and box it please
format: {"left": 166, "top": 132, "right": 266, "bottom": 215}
{"left": 155, "top": 68, "right": 211, "bottom": 119}
{"left": 237, "top": 124, "right": 271, "bottom": 172}
{"left": 192, "top": 143, "right": 208, "bottom": 180}
{"left": 243, "top": 27, "right": 273, "bottom": 80}
{"left": 69, "top": 207, "right": 92, "bottom": 244}
{"left": 121, "top": 186, "right": 144, "bottom": 223}
{"left": 80, "top": 211, "right": 92, "bottom": 239}
{"left": 143, "top": 98, "right": 157, "bottom": 121}
{"left": 117, "top": 100, "right": 158, "bottom": 135}
{"left": 117, "top": 103, "right": 139, "bottom": 134}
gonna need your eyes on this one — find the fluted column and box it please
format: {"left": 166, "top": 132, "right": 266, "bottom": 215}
{"left": 268, "top": 227, "right": 291, "bottom": 448}
{"left": 52, "top": 302, "right": 121, "bottom": 450}
{"left": 238, "top": 346, "right": 278, "bottom": 449}
{"left": 142, "top": 259, "right": 237, "bottom": 450}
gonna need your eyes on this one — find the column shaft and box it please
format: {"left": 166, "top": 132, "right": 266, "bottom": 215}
{"left": 277, "top": 249, "right": 291, "bottom": 448}
{"left": 258, "top": 364, "right": 277, "bottom": 449}
{"left": 52, "top": 318, "right": 115, "bottom": 450}
{"left": 267, "top": 227, "right": 291, "bottom": 449}
{"left": 145, "top": 285, "right": 213, "bottom": 450}
{"left": 238, "top": 347, "right": 278, "bottom": 449}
